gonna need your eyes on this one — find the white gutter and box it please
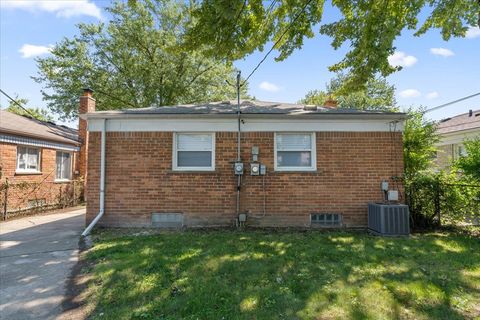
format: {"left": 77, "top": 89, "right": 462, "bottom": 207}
{"left": 81, "top": 118, "right": 106, "bottom": 236}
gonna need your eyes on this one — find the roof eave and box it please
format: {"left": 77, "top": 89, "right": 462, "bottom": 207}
{"left": 82, "top": 112, "right": 407, "bottom": 121}
{"left": 438, "top": 126, "right": 480, "bottom": 135}
{"left": 0, "top": 128, "right": 80, "bottom": 146}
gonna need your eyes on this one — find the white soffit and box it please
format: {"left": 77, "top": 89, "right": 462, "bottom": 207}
{"left": 88, "top": 118, "right": 404, "bottom": 132}
{"left": 0, "top": 134, "right": 79, "bottom": 151}
{"left": 437, "top": 129, "right": 480, "bottom": 146}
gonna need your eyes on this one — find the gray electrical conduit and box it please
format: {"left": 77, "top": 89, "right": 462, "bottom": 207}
{"left": 81, "top": 118, "right": 106, "bottom": 236}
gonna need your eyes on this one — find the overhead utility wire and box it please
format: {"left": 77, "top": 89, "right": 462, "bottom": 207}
{"left": 233, "top": 0, "right": 248, "bottom": 28}
{"left": 0, "top": 88, "right": 38, "bottom": 119}
{"left": 266, "top": 0, "right": 278, "bottom": 16}
{"left": 423, "top": 91, "right": 480, "bottom": 114}
{"left": 241, "top": 0, "right": 315, "bottom": 86}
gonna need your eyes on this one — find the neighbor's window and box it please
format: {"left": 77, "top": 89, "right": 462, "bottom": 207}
{"left": 173, "top": 133, "right": 215, "bottom": 171}
{"left": 56, "top": 151, "right": 72, "bottom": 180}
{"left": 457, "top": 145, "right": 468, "bottom": 158}
{"left": 16, "top": 146, "right": 41, "bottom": 173}
{"left": 275, "top": 133, "right": 316, "bottom": 171}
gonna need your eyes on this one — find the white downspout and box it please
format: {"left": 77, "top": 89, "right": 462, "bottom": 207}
{"left": 81, "top": 118, "right": 106, "bottom": 236}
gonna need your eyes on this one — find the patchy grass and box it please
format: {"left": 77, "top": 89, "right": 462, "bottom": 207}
{"left": 84, "top": 230, "right": 480, "bottom": 319}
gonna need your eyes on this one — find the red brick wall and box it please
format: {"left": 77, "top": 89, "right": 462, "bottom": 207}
{"left": 86, "top": 131, "right": 404, "bottom": 228}
{"left": 0, "top": 142, "right": 81, "bottom": 214}
{"left": 78, "top": 92, "right": 96, "bottom": 193}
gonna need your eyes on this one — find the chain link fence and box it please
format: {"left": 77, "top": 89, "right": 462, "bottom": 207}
{"left": 406, "top": 176, "right": 480, "bottom": 228}
{"left": 0, "top": 179, "right": 84, "bottom": 220}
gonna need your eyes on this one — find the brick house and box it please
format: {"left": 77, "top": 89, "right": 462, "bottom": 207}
{"left": 436, "top": 109, "right": 480, "bottom": 168}
{"left": 0, "top": 109, "right": 82, "bottom": 215}
{"left": 82, "top": 91, "right": 406, "bottom": 229}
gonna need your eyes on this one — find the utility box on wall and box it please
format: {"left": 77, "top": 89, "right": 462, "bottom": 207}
{"left": 368, "top": 203, "right": 410, "bottom": 236}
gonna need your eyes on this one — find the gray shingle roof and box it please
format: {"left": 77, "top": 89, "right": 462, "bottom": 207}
{"left": 88, "top": 100, "right": 404, "bottom": 117}
{"left": 0, "top": 110, "right": 79, "bottom": 145}
{"left": 437, "top": 109, "right": 480, "bottom": 134}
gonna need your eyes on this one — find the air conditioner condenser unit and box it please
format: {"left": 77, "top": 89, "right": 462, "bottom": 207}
{"left": 368, "top": 203, "right": 410, "bottom": 236}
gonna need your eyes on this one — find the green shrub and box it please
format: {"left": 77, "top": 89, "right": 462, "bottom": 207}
{"left": 406, "top": 171, "right": 480, "bottom": 228}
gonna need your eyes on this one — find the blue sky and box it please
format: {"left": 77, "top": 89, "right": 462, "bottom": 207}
{"left": 1, "top": 0, "right": 479, "bottom": 127}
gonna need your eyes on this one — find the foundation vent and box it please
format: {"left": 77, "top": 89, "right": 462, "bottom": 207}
{"left": 311, "top": 213, "right": 342, "bottom": 227}
{"left": 151, "top": 213, "right": 183, "bottom": 228}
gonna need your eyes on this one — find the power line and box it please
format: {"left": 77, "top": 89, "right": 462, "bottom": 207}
{"left": 266, "top": 0, "right": 278, "bottom": 16}
{"left": 233, "top": 0, "right": 247, "bottom": 29}
{"left": 0, "top": 88, "right": 38, "bottom": 119}
{"left": 260, "top": 0, "right": 278, "bottom": 34}
{"left": 423, "top": 91, "right": 480, "bottom": 114}
{"left": 241, "top": 0, "right": 315, "bottom": 86}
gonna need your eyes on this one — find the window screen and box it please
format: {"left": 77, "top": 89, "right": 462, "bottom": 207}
{"left": 16, "top": 146, "right": 40, "bottom": 172}
{"left": 56, "top": 151, "right": 72, "bottom": 180}
{"left": 276, "top": 133, "right": 315, "bottom": 169}
{"left": 175, "top": 133, "right": 214, "bottom": 170}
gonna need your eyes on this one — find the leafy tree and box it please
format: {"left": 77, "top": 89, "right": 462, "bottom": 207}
{"left": 456, "top": 138, "right": 480, "bottom": 181}
{"left": 299, "top": 73, "right": 397, "bottom": 111}
{"left": 403, "top": 108, "right": 439, "bottom": 180}
{"left": 34, "top": 0, "right": 248, "bottom": 121}
{"left": 3, "top": 97, "right": 54, "bottom": 122}
{"left": 186, "top": 0, "right": 479, "bottom": 91}
{"left": 402, "top": 109, "right": 441, "bottom": 227}
{"left": 403, "top": 111, "right": 480, "bottom": 227}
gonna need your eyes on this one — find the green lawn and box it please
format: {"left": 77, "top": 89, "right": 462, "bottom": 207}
{"left": 84, "top": 230, "right": 480, "bottom": 320}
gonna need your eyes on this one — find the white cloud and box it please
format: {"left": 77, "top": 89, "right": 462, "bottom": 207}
{"left": 426, "top": 91, "right": 439, "bottom": 99}
{"left": 430, "top": 48, "right": 454, "bottom": 57}
{"left": 388, "top": 51, "right": 418, "bottom": 68}
{"left": 19, "top": 44, "right": 52, "bottom": 58}
{"left": 259, "top": 81, "right": 281, "bottom": 92}
{"left": 466, "top": 26, "right": 480, "bottom": 39}
{"left": 1, "top": 1, "right": 102, "bottom": 20}
{"left": 399, "top": 89, "right": 421, "bottom": 98}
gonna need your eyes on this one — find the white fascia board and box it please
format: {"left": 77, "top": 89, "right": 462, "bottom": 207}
{"left": 88, "top": 117, "right": 404, "bottom": 132}
{"left": 436, "top": 129, "right": 480, "bottom": 146}
{"left": 0, "top": 134, "right": 80, "bottom": 151}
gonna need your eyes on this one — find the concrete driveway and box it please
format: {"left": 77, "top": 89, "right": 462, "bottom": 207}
{"left": 0, "top": 208, "right": 85, "bottom": 320}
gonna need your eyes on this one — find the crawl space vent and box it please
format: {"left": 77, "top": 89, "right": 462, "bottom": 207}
{"left": 311, "top": 213, "right": 342, "bottom": 227}
{"left": 151, "top": 213, "right": 183, "bottom": 228}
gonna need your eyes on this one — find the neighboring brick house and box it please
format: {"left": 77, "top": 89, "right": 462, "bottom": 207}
{"left": 0, "top": 109, "right": 82, "bottom": 215}
{"left": 436, "top": 109, "right": 480, "bottom": 168}
{"left": 82, "top": 90, "right": 406, "bottom": 229}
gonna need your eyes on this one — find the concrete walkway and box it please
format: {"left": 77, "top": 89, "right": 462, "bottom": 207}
{"left": 0, "top": 208, "right": 85, "bottom": 320}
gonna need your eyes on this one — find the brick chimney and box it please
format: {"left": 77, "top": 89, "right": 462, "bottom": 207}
{"left": 78, "top": 88, "right": 95, "bottom": 184}
{"left": 324, "top": 97, "right": 338, "bottom": 108}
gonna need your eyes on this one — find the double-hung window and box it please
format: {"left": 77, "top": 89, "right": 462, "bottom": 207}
{"left": 56, "top": 151, "right": 72, "bottom": 181}
{"left": 275, "top": 133, "right": 316, "bottom": 171}
{"left": 16, "top": 146, "right": 41, "bottom": 173}
{"left": 173, "top": 133, "right": 215, "bottom": 171}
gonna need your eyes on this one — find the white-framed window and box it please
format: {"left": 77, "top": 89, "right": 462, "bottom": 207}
{"left": 56, "top": 151, "right": 72, "bottom": 181}
{"left": 274, "top": 132, "right": 316, "bottom": 171}
{"left": 16, "top": 146, "right": 41, "bottom": 173}
{"left": 173, "top": 133, "right": 215, "bottom": 171}
{"left": 456, "top": 144, "right": 468, "bottom": 158}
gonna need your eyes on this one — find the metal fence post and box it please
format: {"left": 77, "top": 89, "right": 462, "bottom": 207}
{"left": 434, "top": 176, "right": 441, "bottom": 227}
{"left": 73, "top": 181, "right": 76, "bottom": 206}
{"left": 3, "top": 178, "right": 8, "bottom": 221}
{"left": 59, "top": 185, "right": 63, "bottom": 208}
